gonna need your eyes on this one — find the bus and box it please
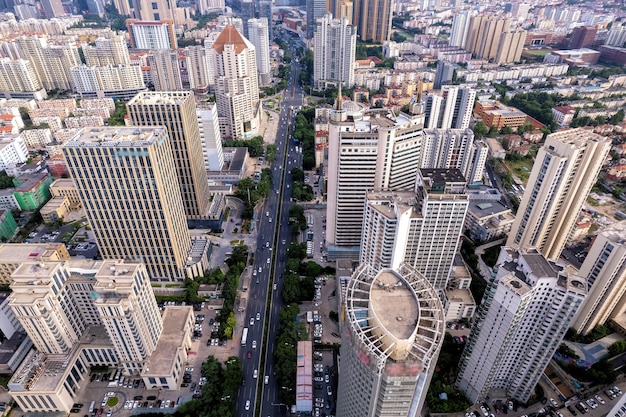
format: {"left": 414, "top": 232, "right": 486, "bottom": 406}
{"left": 241, "top": 328, "right": 249, "bottom": 346}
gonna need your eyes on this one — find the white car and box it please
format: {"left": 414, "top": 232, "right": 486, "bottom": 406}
{"left": 550, "top": 398, "right": 558, "bottom": 408}
{"left": 256, "top": 313, "right": 261, "bottom": 321}
{"left": 252, "top": 340, "right": 257, "bottom": 349}
{"left": 245, "top": 400, "right": 250, "bottom": 410}
{"left": 596, "top": 395, "right": 606, "bottom": 405}
{"left": 250, "top": 317, "right": 254, "bottom": 326}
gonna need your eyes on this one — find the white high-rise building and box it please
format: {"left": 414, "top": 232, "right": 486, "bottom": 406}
{"left": 325, "top": 98, "right": 425, "bottom": 251}
{"left": 185, "top": 45, "right": 209, "bottom": 92}
{"left": 127, "top": 20, "right": 177, "bottom": 50}
{"left": 147, "top": 49, "right": 183, "bottom": 91}
{"left": 572, "top": 221, "right": 626, "bottom": 335}
{"left": 467, "top": 139, "right": 489, "bottom": 184}
{"left": 450, "top": 11, "right": 474, "bottom": 48}
{"left": 0, "top": 58, "right": 43, "bottom": 94}
{"left": 82, "top": 35, "right": 131, "bottom": 66}
{"left": 606, "top": 24, "right": 626, "bottom": 47}
{"left": 203, "top": 32, "right": 220, "bottom": 88}
{"left": 423, "top": 86, "right": 476, "bottom": 130}
{"left": 71, "top": 65, "right": 146, "bottom": 100}
{"left": 197, "top": 104, "right": 224, "bottom": 171}
{"left": 507, "top": 128, "right": 611, "bottom": 260}
{"left": 360, "top": 169, "right": 469, "bottom": 291}
{"left": 247, "top": 18, "right": 272, "bottom": 86}
{"left": 337, "top": 263, "right": 445, "bottom": 417}
{"left": 213, "top": 25, "right": 260, "bottom": 139}
{"left": 313, "top": 14, "right": 357, "bottom": 89}
{"left": 422, "top": 129, "right": 474, "bottom": 177}
{"left": 456, "top": 247, "right": 586, "bottom": 403}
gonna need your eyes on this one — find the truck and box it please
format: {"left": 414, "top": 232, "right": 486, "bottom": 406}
{"left": 241, "top": 327, "right": 249, "bottom": 346}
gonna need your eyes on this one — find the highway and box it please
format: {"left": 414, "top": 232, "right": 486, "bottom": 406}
{"left": 236, "top": 32, "right": 306, "bottom": 417}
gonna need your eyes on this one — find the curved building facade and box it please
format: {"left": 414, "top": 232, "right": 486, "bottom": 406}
{"left": 337, "top": 263, "right": 445, "bottom": 417}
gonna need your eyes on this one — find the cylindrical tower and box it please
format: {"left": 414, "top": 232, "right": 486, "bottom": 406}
{"left": 337, "top": 263, "right": 445, "bottom": 417}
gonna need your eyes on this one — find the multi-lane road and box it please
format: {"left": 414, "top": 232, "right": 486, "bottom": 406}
{"left": 237, "top": 34, "right": 306, "bottom": 417}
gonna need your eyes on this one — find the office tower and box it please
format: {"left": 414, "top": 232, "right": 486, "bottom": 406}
{"left": 213, "top": 25, "right": 260, "bottom": 139}
{"left": 132, "top": 0, "right": 174, "bottom": 21}
{"left": 494, "top": 29, "right": 527, "bottom": 64}
{"left": 572, "top": 222, "right": 626, "bottom": 335}
{"left": 239, "top": 0, "right": 255, "bottom": 37}
{"left": 360, "top": 169, "right": 469, "bottom": 290}
{"left": 434, "top": 61, "right": 454, "bottom": 89}
{"left": 456, "top": 247, "right": 586, "bottom": 403}
{"left": 466, "top": 15, "right": 510, "bottom": 60}
{"left": 448, "top": 12, "right": 472, "bottom": 48}
{"left": 467, "top": 139, "right": 489, "bottom": 184}
{"left": 204, "top": 32, "right": 219, "bottom": 89}
{"left": 0, "top": 58, "right": 43, "bottom": 95}
{"left": 185, "top": 45, "right": 209, "bottom": 92}
{"left": 422, "top": 129, "right": 474, "bottom": 178}
{"left": 127, "top": 92, "right": 211, "bottom": 221}
{"left": 568, "top": 26, "right": 597, "bottom": 49}
{"left": 247, "top": 18, "right": 272, "bottom": 86}
{"left": 197, "top": 104, "right": 225, "bottom": 171}
{"left": 71, "top": 65, "right": 146, "bottom": 100}
{"left": 507, "top": 129, "right": 611, "bottom": 260}
{"left": 423, "top": 87, "right": 476, "bottom": 130}
{"left": 606, "top": 24, "right": 626, "bottom": 47}
{"left": 258, "top": 0, "right": 273, "bottom": 40}
{"left": 93, "top": 261, "right": 163, "bottom": 374}
{"left": 313, "top": 14, "right": 356, "bottom": 89}
{"left": 41, "top": 0, "right": 64, "bottom": 17}
{"left": 127, "top": 19, "right": 178, "bottom": 49}
{"left": 353, "top": 0, "right": 392, "bottom": 43}
{"left": 326, "top": 98, "right": 425, "bottom": 250}
{"left": 112, "top": 0, "right": 131, "bottom": 15}
{"left": 306, "top": 0, "right": 327, "bottom": 39}
{"left": 82, "top": 35, "right": 131, "bottom": 66}
{"left": 147, "top": 49, "right": 183, "bottom": 91}
{"left": 336, "top": 263, "right": 445, "bottom": 417}
{"left": 63, "top": 126, "right": 205, "bottom": 282}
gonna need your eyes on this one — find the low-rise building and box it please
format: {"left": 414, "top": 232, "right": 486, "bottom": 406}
{"left": 474, "top": 100, "right": 528, "bottom": 130}
{"left": 12, "top": 173, "right": 53, "bottom": 211}
{"left": 40, "top": 196, "right": 70, "bottom": 223}
{"left": 465, "top": 200, "right": 516, "bottom": 242}
{"left": 0, "top": 243, "right": 70, "bottom": 284}
{"left": 552, "top": 105, "right": 577, "bottom": 127}
{"left": 0, "top": 210, "right": 17, "bottom": 241}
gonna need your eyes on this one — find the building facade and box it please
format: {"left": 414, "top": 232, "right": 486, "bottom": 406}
{"left": 423, "top": 87, "right": 476, "bottom": 130}
{"left": 247, "top": 18, "right": 272, "bottom": 86}
{"left": 337, "top": 263, "right": 444, "bottom": 417}
{"left": 313, "top": 15, "right": 356, "bottom": 89}
{"left": 507, "top": 129, "right": 611, "bottom": 260}
{"left": 147, "top": 50, "right": 183, "bottom": 91}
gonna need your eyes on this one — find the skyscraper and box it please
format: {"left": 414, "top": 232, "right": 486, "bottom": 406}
{"left": 337, "top": 263, "right": 445, "bottom": 417}
{"left": 568, "top": 26, "right": 597, "bottom": 49}
{"left": 306, "top": 0, "right": 328, "bottom": 39}
{"left": 197, "top": 104, "right": 225, "bottom": 171}
{"left": 507, "top": 129, "right": 611, "bottom": 260}
{"left": 239, "top": 0, "right": 255, "bottom": 37}
{"left": 572, "top": 221, "right": 626, "bottom": 335}
{"left": 132, "top": 0, "right": 175, "bottom": 22}
{"left": 127, "top": 20, "right": 177, "bottom": 49}
{"left": 494, "top": 29, "right": 527, "bottom": 64}
{"left": 466, "top": 15, "right": 510, "bottom": 61}
{"left": 325, "top": 99, "right": 424, "bottom": 251}
{"left": 185, "top": 45, "right": 209, "bottom": 92}
{"left": 360, "top": 169, "right": 469, "bottom": 291}
{"left": 423, "top": 87, "right": 476, "bottom": 130}
{"left": 63, "top": 126, "right": 209, "bottom": 282}
{"left": 456, "top": 247, "right": 586, "bottom": 403}
{"left": 41, "top": 0, "right": 64, "bottom": 17}
{"left": 422, "top": 129, "right": 474, "bottom": 177}
{"left": 353, "top": 0, "right": 392, "bottom": 43}
{"left": 127, "top": 91, "right": 212, "bottom": 222}
{"left": 313, "top": 14, "right": 356, "bottom": 89}
{"left": 82, "top": 35, "right": 131, "bottom": 66}
{"left": 449, "top": 11, "right": 474, "bottom": 48}
{"left": 213, "top": 25, "right": 260, "bottom": 139}
{"left": 434, "top": 61, "right": 455, "bottom": 89}
{"left": 147, "top": 49, "right": 184, "bottom": 91}
{"left": 247, "top": 18, "right": 272, "bottom": 86}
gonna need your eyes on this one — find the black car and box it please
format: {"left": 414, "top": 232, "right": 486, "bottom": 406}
{"left": 70, "top": 408, "right": 81, "bottom": 413}
{"left": 133, "top": 396, "right": 143, "bottom": 401}
{"left": 209, "top": 319, "right": 214, "bottom": 325}
{"left": 73, "top": 404, "right": 84, "bottom": 408}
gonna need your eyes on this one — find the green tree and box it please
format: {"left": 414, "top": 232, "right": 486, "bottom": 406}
{"left": 609, "top": 109, "right": 625, "bottom": 125}
{"left": 473, "top": 121, "right": 489, "bottom": 138}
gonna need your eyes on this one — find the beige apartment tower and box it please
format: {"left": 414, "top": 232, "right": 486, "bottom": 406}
{"left": 353, "top": 0, "right": 393, "bottom": 43}
{"left": 63, "top": 126, "right": 203, "bottom": 282}
{"left": 507, "top": 128, "right": 611, "bottom": 260}
{"left": 127, "top": 91, "right": 211, "bottom": 221}
{"left": 495, "top": 29, "right": 527, "bottom": 64}
{"left": 466, "top": 15, "right": 510, "bottom": 61}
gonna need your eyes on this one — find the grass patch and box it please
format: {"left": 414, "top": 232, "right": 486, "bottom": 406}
{"left": 229, "top": 239, "right": 243, "bottom": 245}
{"left": 107, "top": 397, "right": 119, "bottom": 407}
{"left": 524, "top": 49, "right": 550, "bottom": 57}
{"left": 587, "top": 197, "right": 599, "bottom": 206}
{"left": 504, "top": 158, "right": 534, "bottom": 184}
{"left": 481, "top": 244, "right": 503, "bottom": 267}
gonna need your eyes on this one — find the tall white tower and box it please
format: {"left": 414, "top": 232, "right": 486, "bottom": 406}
{"left": 313, "top": 14, "right": 357, "bottom": 89}
{"left": 247, "top": 18, "right": 272, "bottom": 86}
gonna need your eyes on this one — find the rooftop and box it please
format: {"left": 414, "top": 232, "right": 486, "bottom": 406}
{"left": 213, "top": 25, "right": 248, "bottom": 54}
{"left": 64, "top": 126, "right": 166, "bottom": 148}
{"left": 469, "top": 200, "right": 511, "bottom": 218}
{"left": 0, "top": 243, "right": 67, "bottom": 264}
{"left": 127, "top": 91, "right": 192, "bottom": 107}
{"left": 370, "top": 270, "right": 419, "bottom": 340}
{"left": 143, "top": 306, "right": 193, "bottom": 377}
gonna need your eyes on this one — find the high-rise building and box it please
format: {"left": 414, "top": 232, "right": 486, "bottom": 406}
{"left": 507, "top": 129, "right": 611, "bottom": 260}
{"left": 466, "top": 15, "right": 510, "bottom": 61}
{"left": 247, "top": 18, "right": 272, "bottom": 86}
{"left": 494, "top": 29, "right": 527, "bottom": 64}
{"left": 336, "top": 263, "right": 445, "bottom": 417}
{"left": 239, "top": 0, "right": 255, "bottom": 37}
{"left": 147, "top": 49, "right": 183, "bottom": 91}
{"left": 572, "top": 221, "right": 626, "bottom": 335}
{"left": 449, "top": 11, "right": 474, "bottom": 48}
{"left": 467, "top": 139, "right": 489, "bottom": 184}
{"left": 353, "top": 0, "right": 392, "bottom": 43}
{"left": 0, "top": 58, "right": 44, "bottom": 96}
{"left": 456, "top": 247, "right": 586, "bottom": 403}
{"left": 313, "top": 14, "right": 356, "bottom": 89}
{"left": 71, "top": 65, "right": 146, "bottom": 100}
{"left": 360, "top": 169, "right": 469, "bottom": 291}
{"left": 568, "top": 26, "right": 597, "bottom": 49}
{"left": 132, "top": 0, "right": 175, "bottom": 21}
{"left": 306, "top": 0, "right": 327, "bottom": 39}
{"left": 258, "top": 0, "right": 273, "bottom": 40}
{"left": 185, "top": 45, "right": 209, "bottom": 92}
{"left": 422, "top": 129, "right": 474, "bottom": 177}
{"left": 434, "top": 61, "right": 455, "bottom": 89}
{"left": 63, "top": 126, "right": 209, "bottom": 282}
{"left": 332, "top": 0, "right": 353, "bottom": 23}
{"left": 82, "top": 35, "right": 131, "bottom": 66}
{"left": 41, "top": 0, "right": 64, "bottom": 18}
{"left": 423, "top": 87, "right": 476, "bottom": 130}
{"left": 127, "top": 91, "right": 212, "bottom": 222}
{"left": 127, "top": 19, "right": 178, "bottom": 49}
{"left": 112, "top": 0, "right": 131, "bottom": 15}
{"left": 212, "top": 25, "right": 260, "bottom": 139}
{"left": 606, "top": 24, "right": 626, "bottom": 47}
{"left": 197, "top": 104, "right": 224, "bottom": 171}
{"left": 325, "top": 98, "right": 424, "bottom": 251}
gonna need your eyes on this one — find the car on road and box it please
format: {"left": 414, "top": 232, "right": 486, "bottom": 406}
{"left": 264, "top": 375, "right": 269, "bottom": 384}
{"left": 256, "top": 313, "right": 261, "bottom": 321}
{"left": 245, "top": 400, "right": 250, "bottom": 411}
{"left": 252, "top": 340, "right": 257, "bottom": 349}
{"left": 595, "top": 395, "right": 605, "bottom": 405}
{"left": 250, "top": 317, "right": 254, "bottom": 326}
{"left": 253, "top": 369, "right": 258, "bottom": 378}
{"left": 550, "top": 398, "right": 558, "bottom": 407}
{"left": 314, "top": 377, "right": 323, "bottom": 382}
{"left": 247, "top": 350, "right": 252, "bottom": 359}
{"left": 273, "top": 283, "right": 277, "bottom": 290}
{"left": 327, "top": 386, "right": 332, "bottom": 396}
{"left": 325, "top": 374, "right": 329, "bottom": 383}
